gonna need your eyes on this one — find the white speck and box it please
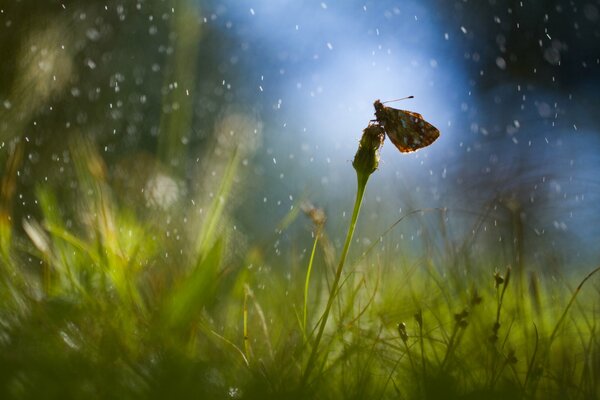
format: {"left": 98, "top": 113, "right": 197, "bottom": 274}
{"left": 320, "top": 2, "right": 327, "bottom": 9}
{"left": 546, "top": 33, "right": 551, "bottom": 40}
{"left": 250, "top": 8, "right": 255, "bottom": 15}
{"left": 495, "top": 57, "right": 507, "bottom": 70}
{"left": 259, "top": 85, "right": 263, "bottom": 92}
{"left": 326, "top": 42, "right": 333, "bottom": 50}
{"left": 460, "top": 26, "right": 467, "bottom": 34}
{"left": 272, "top": 158, "right": 277, "bottom": 164}
{"left": 573, "top": 124, "right": 577, "bottom": 131}
{"left": 444, "top": 33, "right": 449, "bottom": 40}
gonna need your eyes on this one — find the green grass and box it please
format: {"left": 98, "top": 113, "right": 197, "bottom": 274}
{"left": 0, "top": 134, "right": 599, "bottom": 400}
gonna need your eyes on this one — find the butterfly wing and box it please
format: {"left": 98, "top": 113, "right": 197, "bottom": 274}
{"left": 375, "top": 103, "right": 440, "bottom": 153}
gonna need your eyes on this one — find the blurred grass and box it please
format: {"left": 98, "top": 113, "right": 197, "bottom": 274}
{"left": 0, "top": 134, "right": 599, "bottom": 400}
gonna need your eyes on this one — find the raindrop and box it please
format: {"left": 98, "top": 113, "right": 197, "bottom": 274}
{"left": 495, "top": 57, "right": 507, "bottom": 70}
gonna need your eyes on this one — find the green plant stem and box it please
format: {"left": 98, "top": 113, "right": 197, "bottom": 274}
{"left": 528, "top": 265, "right": 600, "bottom": 397}
{"left": 548, "top": 265, "right": 600, "bottom": 346}
{"left": 301, "top": 170, "right": 370, "bottom": 387}
{"left": 243, "top": 286, "right": 250, "bottom": 361}
{"left": 303, "top": 233, "right": 320, "bottom": 336}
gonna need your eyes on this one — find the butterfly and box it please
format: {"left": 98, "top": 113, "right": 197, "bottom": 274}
{"left": 373, "top": 99, "right": 440, "bottom": 153}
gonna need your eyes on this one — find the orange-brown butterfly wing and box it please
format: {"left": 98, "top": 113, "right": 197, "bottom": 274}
{"left": 374, "top": 102, "right": 440, "bottom": 153}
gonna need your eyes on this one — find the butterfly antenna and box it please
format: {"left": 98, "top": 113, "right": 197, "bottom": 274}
{"left": 382, "top": 96, "right": 414, "bottom": 104}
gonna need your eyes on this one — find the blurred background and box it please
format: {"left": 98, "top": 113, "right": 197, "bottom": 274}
{"left": 1, "top": 0, "right": 600, "bottom": 273}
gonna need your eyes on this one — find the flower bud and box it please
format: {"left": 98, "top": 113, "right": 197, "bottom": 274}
{"left": 352, "top": 123, "right": 385, "bottom": 177}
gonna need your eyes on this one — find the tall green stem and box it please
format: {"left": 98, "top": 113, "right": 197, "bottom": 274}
{"left": 301, "top": 170, "right": 370, "bottom": 385}
{"left": 303, "top": 233, "right": 320, "bottom": 336}
{"left": 300, "top": 123, "right": 383, "bottom": 388}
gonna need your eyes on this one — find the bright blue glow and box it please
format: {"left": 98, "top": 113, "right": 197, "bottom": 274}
{"left": 205, "top": 0, "right": 600, "bottom": 265}
{"left": 220, "top": 0, "right": 465, "bottom": 155}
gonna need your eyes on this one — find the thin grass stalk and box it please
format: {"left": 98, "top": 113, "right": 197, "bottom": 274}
{"left": 243, "top": 285, "right": 251, "bottom": 361}
{"left": 300, "top": 123, "right": 384, "bottom": 387}
{"left": 303, "top": 232, "right": 320, "bottom": 337}
{"left": 301, "top": 170, "right": 369, "bottom": 386}
{"left": 548, "top": 265, "right": 600, "bottom": 346}
{"left": 196, "top": 147, "right": 239, "bottom": 256}
{"left": 528, "top": 265, "right": 600, "bottom": 397}
{"left": 415, "top": 310, "right": 427, "bottom": 386}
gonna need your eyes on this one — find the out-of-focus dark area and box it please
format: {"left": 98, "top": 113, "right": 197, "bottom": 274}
{"left": 1, "top": 0, "right": 599, "bottom": 268}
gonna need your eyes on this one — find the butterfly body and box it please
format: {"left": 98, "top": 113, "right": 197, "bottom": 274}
{"left": 373, "top": 99, "right": 440, "bottom": 153}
